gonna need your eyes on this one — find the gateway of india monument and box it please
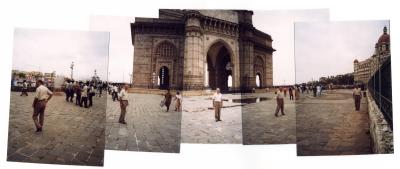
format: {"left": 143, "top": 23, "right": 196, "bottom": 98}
{"left": 131, "top": 9, "right": 275, "bottom": 93}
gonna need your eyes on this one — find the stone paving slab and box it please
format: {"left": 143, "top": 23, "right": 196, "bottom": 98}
{"left": 105, "top": 93, "right": 181, "bottom": 153}
{"left": 296, "top": 89, "right": 372, "bottom": 156}
{"left": 242, "top": 93, "right": 296, "bottom": 145}
{"left": 181, "top": 94, "right": 242, "bottom": 144}
{"left": 7, "top": 92, "right": 105, "bottom": 166}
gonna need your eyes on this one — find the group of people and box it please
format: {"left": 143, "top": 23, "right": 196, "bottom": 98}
{"left": 64, "top": 80, "right": 106, "bottom": 108}
{"left": 161, "top": 89, "right": 182, "bottom": 112}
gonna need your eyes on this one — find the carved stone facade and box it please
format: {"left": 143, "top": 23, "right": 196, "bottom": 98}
{"left": 131, "top": 9, "right": 275, "bottom": 92}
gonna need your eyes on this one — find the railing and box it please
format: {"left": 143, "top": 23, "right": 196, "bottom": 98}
{"left": 368, "top": 56, "right": 392, "bottom": 129}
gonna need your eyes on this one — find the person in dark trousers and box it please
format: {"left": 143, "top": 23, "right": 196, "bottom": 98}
{"left": 32, "top": 80, "right": 53, "bottom": 132}
{"left": 88, "top": 84, "right": 95, "bottom": 107}
{"left": 164, "top": 89, "right": 172, "bottom": 112}
{"left": 353, "top": 85, "right": 362, "bottom": 111}
{"left": 74, "top": 83, "right": 81, "bottom": 106}
{"left": 288, "top": 87, "right": 294, "bottom": 100}
{"left": 313, "top": 85, "right": 317, "bottom": 97}
{"left": 21, "top": 80, "right": 29, "bottom": 96}
{"left": 80, "top": 83, "right": 88, "bottom": 108}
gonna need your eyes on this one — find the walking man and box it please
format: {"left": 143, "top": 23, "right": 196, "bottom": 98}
{"left": 32, "top": 80, "right": 53, "bottom": 132}
{"left": 118, "top": 85, "right": 129, "bottom": 124}
{"left": 353, "top": 85, "right": 362, "bottom": 111}
{"left": 212, "top": 88, "right": 223, "bottom": 122}
{"left": 275, "top": 88, "right": 285, "bottom": 117}
{"left": 164, "top": 89, "right": 172, "bottom": 112}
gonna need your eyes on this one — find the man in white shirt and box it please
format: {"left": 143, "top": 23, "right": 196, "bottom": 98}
{"left": 118, "top": 85, "right": 129, "bottom": 124}
{"left": 275, "top": 88, "right": 285, "bottom": 117}
{"left": 80, "top": 83, "right": 88, "bottom": 108}
{"left": 32, "top": 80, "right": 53, "bottom": 132}
{"left": 112, "top": 85, "right": 118, "bottom": 101}
{"left": 212, "top": 88, "right": 223, "bottom": 122}
{"left": 353, "top": 85, "right": 362, "bottom": 111}
{"left": 20, "top": 81, "right": 29, "bottom": 96}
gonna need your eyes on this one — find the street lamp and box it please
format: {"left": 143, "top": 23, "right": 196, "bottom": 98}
{"left": 70, "top": 62, "right": 74, "bottom": 80}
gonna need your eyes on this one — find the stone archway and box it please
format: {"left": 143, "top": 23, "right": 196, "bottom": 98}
{"left": 159, "top": 66, "right": 170, "bottom": 89}
{"left": 256, "top": 73, "right": 261, "bottom": 88}
{"left": 207, "top": 41, "right": 232, "bottom": 92}
{"left": 254, "top": 56, "right": 264, "bottom": 88}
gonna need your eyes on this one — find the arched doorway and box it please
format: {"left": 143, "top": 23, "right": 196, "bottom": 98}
{"left": 159, "top": 66, "right": 169, "bottom": 89}
{"left": 254, "top": 56, "right": 264, "bottom": 88}
{"left": 256, "top": 73, "right": 261, "bottom": 88}
{"left": 207, "top": 41, "right": 232, "bottom": 92}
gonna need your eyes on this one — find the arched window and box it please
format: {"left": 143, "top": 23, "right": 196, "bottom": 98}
{"left": 155, "top": 41, "right": 176, "bottom": 59}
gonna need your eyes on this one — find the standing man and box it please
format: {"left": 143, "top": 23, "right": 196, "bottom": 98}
{"left": 288, "top": 87, "right": 294, "bottom": 100}
{"left": 118, "top": 85, "right": 129, "bottom": 124}
{"left": 275, "top": 88, "right": 285, "bottom": 117}
{"left": 74, "top": 83, "right": 81, "bottom": 106}
{"left": 353, "top": 85, "right": 362, "bottom": 111}
{"left": 164, "top": 89, "right": 172, "bottom": 112}
{"left": 98, "top": 83, "right": 103, "bottom": 97}
{"left": 313, "top": 85, "right": 317, "bottom": 97}
{"left": 317, "top": 85, "right": 321, "bottom": 96}
{"left": 32, "top": 80, "right": 53, "bottom": 132}
{"left": 20, "top": 80, "right": 28, "bottom": 96}
{"left": 283, "top": 87, "right": 287, "bottom": 97}
{"left": 88, "top": 84, "right": 95, "bottom": 107}
{"left": 212, "top": 88, "right": 223, "bottom": 122}
{"left": 80, "top": 82, "right": 88, "bottom": 108}
{"left": 112, "top": 85, "right": 118, "bottom": 101}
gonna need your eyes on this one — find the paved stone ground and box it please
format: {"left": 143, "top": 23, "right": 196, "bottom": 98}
{"left": 181, "top": 94, "right": 242, "bottom": 144}
{"left": 7, "top": 92, "right": 105, "bottom": 166}
{"left": 105, "top": 93, "right": 181, "bottom": 153}
{"left": 242, "top": 92, "right": 296, "bottom": 145}
{"left": 296, "top": 89, "right": 372, "bottom": 156}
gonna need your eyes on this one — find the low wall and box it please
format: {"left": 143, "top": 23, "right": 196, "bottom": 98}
{"left": 366, "top": 90, "right": 394, "bottom": 154}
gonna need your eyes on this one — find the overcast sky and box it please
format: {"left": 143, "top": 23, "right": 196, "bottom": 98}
{"left": 12, "top": 28, "right": 110, "bottom": 81}
{"left": 90, "top": 9, "right": 329, "bottom": 85}
{"left": 253, "top": 9, "right": 329, "bottom": 85}
{"left": 90, "top": 16, "right": 135, "bottom": 83}
{"left": 295, "top": 20, "right": 390, "bottom": 84}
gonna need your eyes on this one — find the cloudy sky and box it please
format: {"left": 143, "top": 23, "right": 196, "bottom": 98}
{"left": 12, "top": 28, "right": 110, "bottom": 81}
{"left": 253, "top": 9, "right": 329, "bottom": 85}
{"left": 295, "top": 20, "right": 390, "bottom": 84}
{"left": 90, "top": 9, "right": 329, "bottom": 85}
{"left": 90, "top": 16, "right": 135, "bottom": 83}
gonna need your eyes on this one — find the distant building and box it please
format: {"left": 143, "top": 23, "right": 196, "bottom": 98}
{"left": 354, "top": 26, "right": 390, "bottom": 85}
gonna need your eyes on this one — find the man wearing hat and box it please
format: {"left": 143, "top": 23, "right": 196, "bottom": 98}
{"left": 32, "top": 79, "right": 53, "bottom": 132}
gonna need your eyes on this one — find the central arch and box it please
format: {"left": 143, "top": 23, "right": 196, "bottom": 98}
{"left": 206, "top": 40, "right": 233, "bottom": 92}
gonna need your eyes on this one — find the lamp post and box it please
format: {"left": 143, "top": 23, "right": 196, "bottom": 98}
{"left": 70, "top": 62, "right": 74, "bottom": 80}
{"left": 129, "top": 72, "right": 132, "bottom": 87}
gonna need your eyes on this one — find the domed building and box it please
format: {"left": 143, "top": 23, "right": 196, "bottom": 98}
{"left": 354, "top": 26, "right": 391, "bottom": 85}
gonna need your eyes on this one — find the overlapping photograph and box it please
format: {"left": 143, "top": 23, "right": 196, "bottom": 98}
{"left": 7, "top": 28, "right": 109, "bottom": 166}
{"left": 295, "top": 21, "right": 393, "bottom": 156}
